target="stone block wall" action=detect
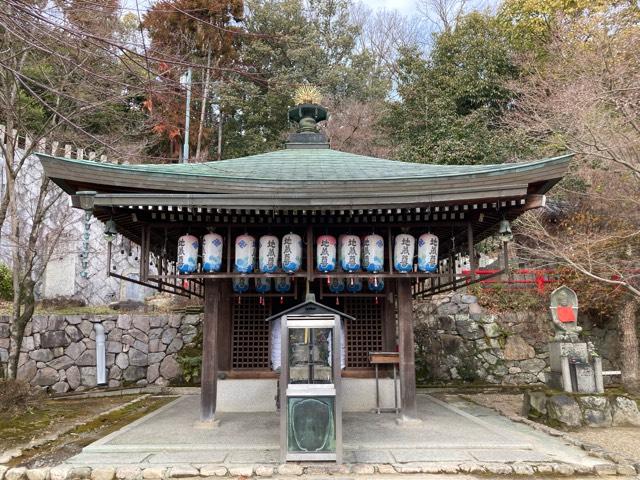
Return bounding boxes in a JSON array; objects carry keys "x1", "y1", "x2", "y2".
[
  {"x1": 0, "y1": 313, "x2": 201, "y2": 392},
  {"x1": 414, "y1": 293, "x2": 620, "y2": 386}
]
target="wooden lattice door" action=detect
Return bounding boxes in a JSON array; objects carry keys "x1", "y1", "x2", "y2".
[
  {"x1": 342, "y1": 298, "x2": 384, "y2": 368},
  {"x1": 231, "y1": 298, "x2": 272, "y2": 369}
]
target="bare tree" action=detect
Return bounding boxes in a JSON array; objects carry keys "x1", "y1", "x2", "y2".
[
  {"x1": 509, "y1": 8, "x2": 640, "y2": 391},
  {"x1": 417, "y1": 0, "x2": 467, "y2": 33}
]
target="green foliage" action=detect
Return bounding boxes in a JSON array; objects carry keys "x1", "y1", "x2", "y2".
[
  {"x1": 219, "y1": 0, "x2": 389, "y2": 158},
  {"x1": 0, "y1": 264, "x2": 12, "y2": 302},
  {"x1": 177, "y1": 325, "x2": 203, "y2": 384},
  {"x1": 384, "y1": 13, "x2": 529, "y2": 165}
]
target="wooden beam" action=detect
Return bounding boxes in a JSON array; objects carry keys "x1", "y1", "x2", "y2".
[
  {"x1": 201, "y1": 278, "x2": 221, "y2": 422},
  {"x1": 397, "y1": 278, "x2": 418, "y2": 420}
]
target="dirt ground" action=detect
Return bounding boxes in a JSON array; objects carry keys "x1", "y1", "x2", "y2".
[
  {"x1": 459, "y1": 392, "x2": 640, "y2": 462},
  {"x1": 1, "y1": 394, "x2": 175, "y2": 468}
]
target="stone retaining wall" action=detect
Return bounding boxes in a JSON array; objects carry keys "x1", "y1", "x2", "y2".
[
  {"x1": 0, "y1": 313, "x2": 200, "y2": 392},
  {"x1": 524, "y1": 391, "x2": 640, "y2": 428},
  {"x1": 414, "y1": 293, "x2": 620, "y2": 386}
]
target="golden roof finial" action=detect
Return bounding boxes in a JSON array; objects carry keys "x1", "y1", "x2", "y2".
[{"x1": 294, "y1": 85, "x2": 322, "y2": 106}]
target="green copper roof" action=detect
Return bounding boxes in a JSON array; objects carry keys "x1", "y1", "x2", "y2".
[{"x1": 39, "y1": 148, "x2": 573, "y2": 182}]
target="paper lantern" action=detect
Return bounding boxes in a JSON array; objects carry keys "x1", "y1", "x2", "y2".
[
  {"x1": 202, "y1": 233, "x2": 223, "y2": 273},
  {"x1": 339, "y1": 234, "x2": 361, "y2": 272},
  {"x1": 275, "y1": 276, "x2": 291, "y2": 293},
  {"x1": 234, "y1": 234, "x2": 256, "y2": 273},
  {"x1": 393, "y1": 234, "x2": 415, "y2": 272},
  {"x1": 328, "y1": 276, "x2": 345, "y2": 293},
  {"x1": 346, "y1": 277, "x2": 363, "y2": 293},
  {"x1": 362, "y1": 234, "x2": 384, "y2": 273},
  {"x1": 177, "y1": 234, "x2": 198, "y2": 274},
  {"x1": 316, "y1": 235, "x2": 337, "y2": 272},
  {"x1": 281, "y1": 233, "x2": 303, "y2": 273},
  {"x1": 232, "y1": 275, "x2": 250, "y2": 294},
  {"x1": 368, "y1": 277, "x2": 384, "y2": 293},
  {"x1": 259, "y1": 235, "x2": 279, "y2": 273},
  {"x1": 255, "y1": 277, "x2": 271, "y2": 294},
  {"x1": 418, "y1": 233, "x2": 439, "y2": 273}
]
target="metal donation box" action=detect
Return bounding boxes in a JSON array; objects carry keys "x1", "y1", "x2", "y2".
[{"x1": 279, "y1": 312, "x2": 342, "y2": 463}]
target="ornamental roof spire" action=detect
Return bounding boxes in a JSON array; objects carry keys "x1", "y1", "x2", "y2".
[{"x1": 287, "y1": 85, "x2": 329, "y2": 149}]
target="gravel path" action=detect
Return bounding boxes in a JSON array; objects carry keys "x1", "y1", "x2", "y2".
[{"x1": 572, "y1": 427, "x2": 640, "y2": 461}]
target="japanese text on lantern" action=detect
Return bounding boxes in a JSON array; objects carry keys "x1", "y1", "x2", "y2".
[
  {"x1": 283, "y1": 236, "x2": 292, "y2": 264},
  {"x1": 400, "y1": 237, "x2": 411, "y2": 268},
  {"x1": 347, "y1": 238, "x2": 358, "y2": 268}
]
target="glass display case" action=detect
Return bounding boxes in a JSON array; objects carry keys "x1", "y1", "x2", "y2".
[{"x1": 280, "y1": 314, "x2": 342, "y2": 463}]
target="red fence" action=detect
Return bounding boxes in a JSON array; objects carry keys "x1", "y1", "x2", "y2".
[{"x1": 460, "y1": 269, "x2": 559, "y2": 293}]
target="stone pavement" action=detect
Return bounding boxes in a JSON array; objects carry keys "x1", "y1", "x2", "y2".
[{"x1": 46, "y1": 394, "x2": 633, "y2": 477}]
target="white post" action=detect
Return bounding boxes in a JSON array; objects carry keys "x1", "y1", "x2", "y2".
[
  {"x1": 594, "y1": 357, "x2": 604, "y2": 393},
  {"x1": 95, "y1": 323, "x2": 107, "y2": 386},
  {"x1": 182, "y1": 67, "x2": 192, "y2": 163},
  {"x1": 561, "y1": 356, "x2": 572, "y2": 393}
]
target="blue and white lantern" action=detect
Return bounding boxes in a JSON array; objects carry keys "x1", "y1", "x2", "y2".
[
  {"x1": 202, "y1": 232, "x2": 223, "y2": 273},
  {"x1": 368, "y1": 277, "x2": 385, "y2": 293},
  {"x1": 275, "y1": 276, "x2": 291, "y2": 293},
  {"x1": 255, "y1": 277, "x2": 271, "y2": 294},
  {"x1": 418, "y1": 233, "x2": 439, "y2": 273},
  {"x1": 259, "y1": 235, "x2": 279, "y2": 273},
  {"x1": 177, "y1": 234, "x2": 198, "y2": 274},
  {"x1": 234, "y1": 234, "x2": 256, "y2": 273},
  {"x1": 394, "y1": 233, "x2": 415, "y2": 272},
  {"x1": 328, "y1": 276, "x2": 345, "y2": 293},
  {"x1": 346, "y1": 277, "x2": 363, "y2": 293},
  {"x1": 281, "y1": 233, "x2": 303, "y2": 273},
  {"x1": 316, "y1": 235, "x2": 337, "y2": 272},
  {"x1": 232, "y1": 275, "x2": 250, "y2": 293},
  {"x1": 339, "y1": 234, "x2": 361, "y2": 272},
  {"x1": 362, "y1": 234, "x2": 384, "y2": 273}
]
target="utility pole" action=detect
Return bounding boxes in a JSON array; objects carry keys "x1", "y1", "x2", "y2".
[{"x1": 182, "y1": 67, "x2": 192, "y2": 163}]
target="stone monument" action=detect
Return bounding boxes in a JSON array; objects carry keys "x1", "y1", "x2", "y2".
[{"x1": 547, "y1": 286, "x2": 604, "y2": 393}]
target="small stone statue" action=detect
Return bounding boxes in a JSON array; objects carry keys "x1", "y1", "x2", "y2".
[{"x1": 550, "y1": 285, "x2": 582, "y2": 342}]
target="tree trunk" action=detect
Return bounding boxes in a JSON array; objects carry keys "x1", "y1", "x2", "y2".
[{"x1": 618, "y1": 295, "x2": 640, "y2": 393}]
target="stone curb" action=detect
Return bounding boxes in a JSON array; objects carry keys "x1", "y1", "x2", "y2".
[
  {"x1": 0, "y1": 395, "x2": 151, "y2": 465},
  {"x1": 2, "y1": 460, "x2": 637, "y2": 480},
  {"x1": 459, "y1": 394, "x2": 640, "y2": 474}
]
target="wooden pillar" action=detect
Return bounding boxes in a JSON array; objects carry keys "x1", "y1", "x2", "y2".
[
  {"x1": 467, "y1": 223, "x2": 477, "y2": 281},
  {"x1": 383, "y1": 291, "x2": 396, "y2": 352},
  {"x1": 217, "y1": 281, "x2": 232, "y2": 372},
  {"x1": 397, "y1": 278, "x2": 418, "y2": 420},
  {"x1": 201, "y1": 278, "x2": 220, "y2": 422}
]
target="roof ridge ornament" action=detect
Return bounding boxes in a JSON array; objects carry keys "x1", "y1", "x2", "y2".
[{"x1": 286, "y1": 86, "x2": 330, "y2": 149}]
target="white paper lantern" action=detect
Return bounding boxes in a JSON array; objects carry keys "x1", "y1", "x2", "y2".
[
  {"x1": 316, "y1": 235, "x2": 337, "y2": 272},
  {"x1": 234, "y1": 234, "x2": 256, "y2": 273},
  {"x1": 202, "y1": 233, "x2": 223, "y2": 273},
  {"x1": 281, "y1": 233, "x2": 303, "y2": 273},
  {"x1": 339, "y1": 234, "x2": 361, "y2": 272},
  {"x1": 418, "y1": 233, "x2": 439, "y2": 273},
  {"x1": 362, "y1": 234, "x2": 384, "y2": 273},
  {"x1": 394, "y1": 233, "x2": 415, "y2": 273},
  {"x1": 328, "y1": 276, "x2": 345, "y2": 293},
  {"x1": 177, "y1": 234, "x2": 198, "y2": 274},
  {"x1": 255, "y1": 277, "x2": 271, "y2": 294},
  {"x1": 259, "y1": 235, "x2": 279, "y2": 273},
  {"x1": 275, "y1": 276, "x2": 291, "y2": 293},
  {"x1": 232, "y1": 275, "x2": 250, "y2": 293},
  {"x1": 368, "y1": 277, "x2": 384, "y2": 293},
  {"x1": 346, "y1": 277, "x2": 363, "y2": 293}
]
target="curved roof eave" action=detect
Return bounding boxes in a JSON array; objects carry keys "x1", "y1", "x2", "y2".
[{"x1": 36, "y1": 149, "x2": 573, "y2": 200}]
